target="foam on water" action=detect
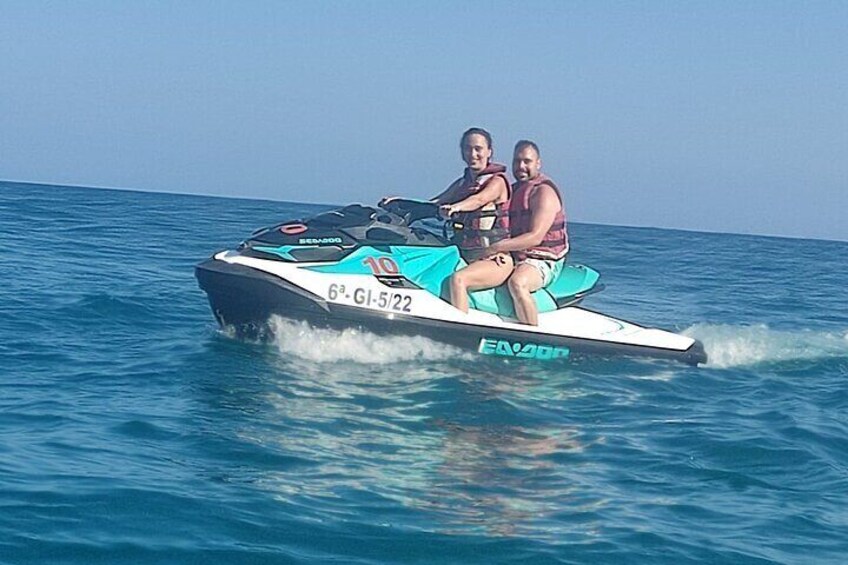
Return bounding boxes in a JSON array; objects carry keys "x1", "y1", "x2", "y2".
[
  {"x1": 250, "y1": 319, "x2": 848, "y2": 370},
  {"x1": 267, "y1": 316, "x2": 469, "y2": 364},
  {"x1": 685, "y1": 323, "x2": 848, "y2": 368}
]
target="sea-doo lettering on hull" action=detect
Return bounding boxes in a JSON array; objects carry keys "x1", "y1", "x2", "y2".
[{"x1": 478, "y1": 338, "x2": 570, "y2": 360}]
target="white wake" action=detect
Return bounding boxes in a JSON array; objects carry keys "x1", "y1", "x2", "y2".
[
  {"x1": 684, "y1": 323, "x2": 848, "y2": 369},
  {"x1": 267, "y1": 316, "x2": 469, "y2": 364}
]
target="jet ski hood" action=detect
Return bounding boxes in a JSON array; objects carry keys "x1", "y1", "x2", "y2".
[{"x1": 239, "y1": 202, "x2": 447, "y2": 264}]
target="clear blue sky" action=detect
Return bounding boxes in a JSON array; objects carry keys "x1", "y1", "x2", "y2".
[{"x1": 2, "y1": 1, "x2": 846, "y2": 241}]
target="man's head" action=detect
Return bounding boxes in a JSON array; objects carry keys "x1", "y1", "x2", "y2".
[
  {"x1": 512, "y1": 140, "x2": 542, "y2": 181},
  {"x1": 460, "y1": 127, "x2": 493, "y2": 173}
]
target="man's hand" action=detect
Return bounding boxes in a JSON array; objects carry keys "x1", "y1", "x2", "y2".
[
  {"x1": 483, "y1": 241, "x2": 505, "y2": 257},
  {"x1": 480, "y1": 246, "x2": 511, "y2": 266}
]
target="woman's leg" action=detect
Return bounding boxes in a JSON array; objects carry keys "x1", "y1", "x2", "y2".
[{"x1": 449, "y1": 253, "x2": 513, "y2": 313}]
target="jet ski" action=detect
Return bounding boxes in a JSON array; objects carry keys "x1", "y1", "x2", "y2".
[{"x1": 195, "y1": 199, "x2": 707, "y2": 365}]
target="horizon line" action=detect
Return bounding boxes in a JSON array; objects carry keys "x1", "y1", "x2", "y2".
[{"x1": 2, "y1": 177, "x2": 845, "y2": 245}]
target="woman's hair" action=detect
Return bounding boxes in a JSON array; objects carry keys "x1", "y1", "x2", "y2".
[{"x1": 460, "y1": 127, "x2": 493, "y2": 150}]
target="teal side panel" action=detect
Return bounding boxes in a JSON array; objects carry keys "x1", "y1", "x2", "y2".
[
  {"x1": 306, "y1": 246, "x2": 462, "y2": 296},
  {"x1": 406, "y1": 247, "x2": 463, "y2": 298},
  {"x1": 545, "y1": 265, "x2": 600, "y2": 301},
  {"x1": 468, "y1": 286, "x2": 515, "y2": 317},
  {"x1": 305, "y1": 247, "x2": 387, "y2": 275},
  {"x1": 467, "y1": 264, "x2": 599, "y2": 317},
  {"x1": 253, "y1": 245, "x2": 298, "y2": 261},
  {"x1": 467, "y1": 285, "x2": 557, "y2": 317}
]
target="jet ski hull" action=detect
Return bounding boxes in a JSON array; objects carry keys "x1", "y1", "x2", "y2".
[{"x1": 196, "y1": 257, "x2": 707, "y2": 366}]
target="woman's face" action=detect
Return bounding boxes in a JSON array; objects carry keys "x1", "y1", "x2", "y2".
[{"x1": 461, "y1": 133, "x2": 492, "y2": 172}]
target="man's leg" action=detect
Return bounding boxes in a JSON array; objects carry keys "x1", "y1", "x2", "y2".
[
  {"x1": 507, "y1": 262, "x2": 545, "y2": 325},
  {"x1": 449, "y1": 254, "x2": 514, "y2": 313}
]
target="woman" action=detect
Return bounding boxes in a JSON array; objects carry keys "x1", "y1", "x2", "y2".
[{"x1": 431, "y1": 127, "x2": 514, "y2": 314}]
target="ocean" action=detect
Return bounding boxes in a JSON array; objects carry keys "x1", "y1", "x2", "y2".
[{"x1": 2, "y1": 181, "x2": 847, "y2": 564}]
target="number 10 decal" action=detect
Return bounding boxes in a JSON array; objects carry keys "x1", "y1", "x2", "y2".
[{"x1": 363, "y1": 256, "x2": 399, "y2": 275}]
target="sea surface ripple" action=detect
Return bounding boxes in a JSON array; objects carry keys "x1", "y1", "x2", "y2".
[{"x1": 2, "y1": 181, "x2": 847, "y2": 564}]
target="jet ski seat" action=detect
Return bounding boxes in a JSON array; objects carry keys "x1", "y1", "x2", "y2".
[
  {"x1": 400, "y1": 246, "x2": 601, "y2": 318},
  {"x1": 464, "y1": 261, "x2": 601, "y2": 318}
]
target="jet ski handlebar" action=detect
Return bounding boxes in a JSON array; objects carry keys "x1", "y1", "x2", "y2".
[{"x1": 378, "y1": 198, "x2": 441, "y2": 225}]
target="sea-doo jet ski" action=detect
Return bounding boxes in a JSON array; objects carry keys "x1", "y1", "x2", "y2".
[{"x1": 195, "y1": 199, "x2": 707, "y2": 365}]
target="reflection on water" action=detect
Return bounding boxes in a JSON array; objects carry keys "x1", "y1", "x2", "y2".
[
  {"x1": 424, "y1": 420, "x2": 603, "y2": 538},
  {"x1": 218, "y1": 338, "x2": 612, "y2": 540}
]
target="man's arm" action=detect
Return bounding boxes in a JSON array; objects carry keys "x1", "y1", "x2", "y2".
[{"x1": 486, "y1": 184, "x2": 561, "y2": 254}]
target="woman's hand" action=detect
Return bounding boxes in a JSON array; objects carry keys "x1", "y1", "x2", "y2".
[{"x1": 439, "y1": 203, "x2": 459, "y2": 219}]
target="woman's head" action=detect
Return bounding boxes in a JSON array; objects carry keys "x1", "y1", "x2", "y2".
[{"x1": 460, "y1": 127, "x2": 493, "y2": 172}]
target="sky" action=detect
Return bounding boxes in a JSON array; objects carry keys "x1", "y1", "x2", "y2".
[{"x1": 1, "y1": 1, "x2": 846, "y2": 241}]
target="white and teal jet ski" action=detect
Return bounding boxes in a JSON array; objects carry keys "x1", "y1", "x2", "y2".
[{"x1": 195, "y1": 199, "x2": 707, "y2": 365}]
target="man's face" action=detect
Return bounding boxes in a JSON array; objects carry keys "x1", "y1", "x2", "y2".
[
  {"x1": 512, "y1": 146, "x2": 541, "y2": 181},
  {"x1": 461, "y1": 134, "x2": 492, "y2": 172}
]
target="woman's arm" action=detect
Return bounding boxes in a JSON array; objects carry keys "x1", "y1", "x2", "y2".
[
  {"x1": 431, "y1": 179, "x2": 463, "y2": 205},
  {"x1": 440, "y1": 175, "x2": 507, "y2": 216}
]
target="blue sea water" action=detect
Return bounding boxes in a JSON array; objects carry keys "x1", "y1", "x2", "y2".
[{"x1": 2, "y1": 180, "x2": 847, "y2": 564}]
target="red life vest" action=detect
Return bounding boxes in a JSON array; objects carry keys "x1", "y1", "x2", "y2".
[
  {"x1": 449, "y1": 163, "x2": 511, "y2": 254},
  {"x1": 509, "y1": 173, "x2": 569, "y2": 261}
]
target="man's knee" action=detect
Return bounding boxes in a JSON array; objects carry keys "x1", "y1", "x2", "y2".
[{"x1": 508, "y1": 271, "x2": 532, "y2": 294}]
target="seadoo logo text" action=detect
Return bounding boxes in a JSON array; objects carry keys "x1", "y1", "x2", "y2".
[
  {"x1": 299, "y1": 237, "x2": 343, "y2": 245},
  {"x1": 478, "y1": 338, "x2": 570, "y2": 360}
]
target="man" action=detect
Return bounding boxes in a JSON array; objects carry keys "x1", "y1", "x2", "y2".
[{"x1": 481, "y1": 140, "x2": 569, "y2": 325}]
